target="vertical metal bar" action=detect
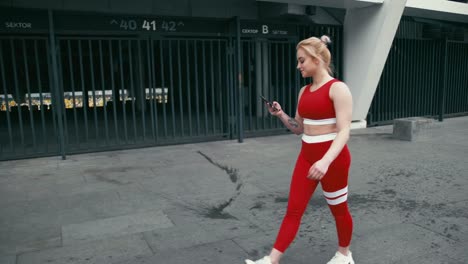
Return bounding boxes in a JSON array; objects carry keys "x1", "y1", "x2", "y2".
[
  {"x1": 247, "y1": 41, "x2": 252, "y2": 131},
  {"x1": 394, "y1": 39, "x2": 400, "y2": 119},
  {"x1": 88, "y1": 40, "x2": 99, "y2": 147},
  {"x1": 406, "y1": 39, "x2": 413, "y2": 118},
  {"x1": 48, "y1": 10, "x2": 66, "y2": 159},
  {"x1": 159, "y1": 39, "x2": 168, "y2": 138},
  {"x1": 168, "y1": 40, "x2": 176, "y2": 138},
  {"x1": 236, "y1": 17, "x2": 244, "y2": 142},
  {"x1": 415, "y1": 41, "x2": 427, "y2": 116},
  {"x1": 226, "y1": 39, "x2": 233, "y2": 139},
  {"x1": 446, "y1": 42, "x2": 453, "y2": 115},
  {"x1": 209, "y1": 41, "x2": 216, "y2": 134},
  {"x1": 416, "y1": 40, "x2": 422, "y2": 117},
  {"x1": 268, "y1": 42, "x2": 274, "y2": 129},
  {"x1": 449, "y1": 42, "x2": 456, "y2": 115},
  {"x1": 413, "y1": 39, "x2": 419, "y2": 117},
  {"x1": 10, "y1": 39, "x2": 26, "y2": 151},
  {"x1": 274, "y1": 43, "x2": 279, "y2": 129},
  {"x1": 415, "y1": 39, "x2": 421, "y2": 117},
  {"x1": 21, "y1": 40, "x2": 37, "y2": 150},
  {"x1": 202, "y1": 40, "x2": 208, "y2": 135},
  {"x1": 424, "y1": 41, "x2": 431, "y2": 116},
  {"x1": 137, "y1": 39, "x2": 146, "y2": 141},
  {"x1": 456, "y1": 43, "x2": 463, "y2": 114},
  {"x1": 461, "y1": 43, "x2": 467, "y2": 113},
  {"x1": 67, "y1": 40, "x2": 80, "y2": 147},
  {"x1": 145, "y1": 39, "x2": 156, "y2": 141},
  {"x1": 431, "y1": 41, "x2": 439, "y2": 116},
  {"x1": 252, "y1": 41, "x2": 258, "y2": 131},
  {"x1": 288, "y1": 42, "x2": 293, "y2": 119},
  {"x1": 257, "y1": 40, "x2": 271, "y2": 130},
  {"x1": 281, "y1": 43, "x2": 286, "y2": 128},
  {"x1": 194, "y1": 40, "x2": 201, "y2": 135},
  {"x1": 185, "y1": 40, "x2": 193, "y2": 137},
  {"x1": 127, "y1": 40, "x2": 138, "y2": 143},
  {"x1": 109, "y1": 40, "x2": 120, "y2": 143},
  {"x1": 78, "y1": 40, "x2": 89, "y2": 143},
  {"x1": 404, "y1": 39, "x2": 410, "y2": 118},
  {"x1": 430, "y1": 40, "x2": 440, "y2": 117},
  {"x1": 217, "y1": 40, "x2": 224, "y2": 134},
  {"x1": 98, "y1": 40, "x2": 110, "y2": 145},
  {"x1": 201, "y1": 40, "x2": 208, "y2": 135},
  {"x1": 34, "y1": 40, "x2": 48, "y2": 152},
  {"x1": 45, "y1": 38, "x2": 58, "y2": 143},
  {"x1": 118, "y1": 40, "x2": 128, "y2": 143},
  {"x1": 177, "y1": 40, "x2": 184, "y2": 137},
  {"x1": 56, "y1": 40, "x2": 70, "y2": 146},
  {"x1": 152, "y1": 39, "x2": 160, "y2": 141},
  {"x1": 0, "y1": 41, "x2": 14, "y2": 151}
]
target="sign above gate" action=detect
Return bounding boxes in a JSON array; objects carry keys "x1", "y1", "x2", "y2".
[
  {"x1": 53, "y1": 12, "x2": 229, "y2": 35},
  {"x1": 0, "y1": 8, "x2": 48, "y2": 33},
  {"x1": 240, "y1": 21, "x2": 296, "y2": 38}
]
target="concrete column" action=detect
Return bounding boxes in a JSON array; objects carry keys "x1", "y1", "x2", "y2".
[{"x1": 343, "y1": 0, "x2": 407, "y2": 126}]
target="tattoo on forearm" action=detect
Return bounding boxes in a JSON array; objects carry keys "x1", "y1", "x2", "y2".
[{"x1": 288, "y1": 118, "x2": 299, "y2": 128}]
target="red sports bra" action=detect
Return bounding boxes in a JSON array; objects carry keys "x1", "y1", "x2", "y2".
[{"x1": 298, "y1": 78, "x2": 339, "y2": 122}]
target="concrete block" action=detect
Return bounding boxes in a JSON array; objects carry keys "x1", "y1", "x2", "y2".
[{"x1": 393, "y1": 117, "x2": 441, "y2": 141}]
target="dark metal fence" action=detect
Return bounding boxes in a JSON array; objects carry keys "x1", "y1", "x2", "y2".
[
  {"x1": 445, "y1": 41, "x2": 468, "y2": 116},
  {"x1": 0, "y1": 8, "x2": 345, "y2": 161},
  {"x1": 54, "y1": 37, "x2": 232, "y2": 153},
  {"x1": 240, "y1": 25, "x2": 343, "y2": 137},
  {"x1": 368, "y1": 18, "x2": 468, "y2": 125},
  {"x1": 241, "y1": 39, "x2": 298, "y2": 136},
  {"x1": 0, "y1": 37, "x2": 60, "y2": 158}
]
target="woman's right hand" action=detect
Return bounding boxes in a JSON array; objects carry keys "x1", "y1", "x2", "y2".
[{"x1": 267, "y1": 101, "x2": 283, "y2": 117}]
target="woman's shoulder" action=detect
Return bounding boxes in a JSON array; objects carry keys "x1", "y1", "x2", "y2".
[
  {"x1": 330, "y1": 79, "x2": 348, "y2": 89},
  {"x1": 330, "y1": 79, "x2": 351, "y2": 97}
]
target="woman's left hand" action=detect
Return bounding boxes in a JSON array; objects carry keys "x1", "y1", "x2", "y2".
[{"x1": 307, "y1": 159, "x2": 331, "y2": 180}]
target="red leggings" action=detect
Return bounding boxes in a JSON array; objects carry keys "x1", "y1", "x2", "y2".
[{"x1": 273, "y1": 139, "x2": 353, "y2": 253}]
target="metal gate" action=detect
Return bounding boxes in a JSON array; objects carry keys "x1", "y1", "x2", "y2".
[
  {"x1": 0, "y1": 37, "x2": 61, "y2": 159},
  {"x1": 445, "y1": 41, "x2": 468, "y2": 116},
  {"x1": 240, "y1": 25, "x2": 343, "y2": 137},
  {"x1": 54, "y1": 37, "x2": 232, "y2": 154},
  {"x1": 241, "y1": 39, "x2": 299, "y2": 136},
  {"x1": 0, "y1": 8, "x2": 345, "y2": 161},
  {"x1": 368, "y1": 18, "x2": 468, "y2": 125}
]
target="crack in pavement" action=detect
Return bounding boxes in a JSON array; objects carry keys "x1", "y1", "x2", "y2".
[
  {"x1": 197, "y1": 150, "x2": 244, "y2": 219},
  {"x1": 197, "y1": 151, "x2": 239, "y2": 183}
]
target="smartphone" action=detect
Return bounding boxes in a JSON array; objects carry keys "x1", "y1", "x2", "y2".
[{"x1": 260, "y1": 95, "x2": 277, "y2": 111}]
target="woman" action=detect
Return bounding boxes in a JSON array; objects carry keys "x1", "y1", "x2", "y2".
[{"x1": 245, "y1": 35, "x2": 355, "y2": 264}]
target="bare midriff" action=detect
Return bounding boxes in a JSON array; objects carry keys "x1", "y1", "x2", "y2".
[{"x1": 303, "y1": 123, "x2": 338, "y2": 136}]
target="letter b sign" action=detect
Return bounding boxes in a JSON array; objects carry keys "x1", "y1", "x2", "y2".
[{"x1": 262, "y1": 25, "x2": 269, "y2": 34}]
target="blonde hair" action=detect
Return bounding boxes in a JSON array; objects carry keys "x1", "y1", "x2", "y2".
[{"x1": 296, "y1": 35, "x2": 333, "y2": 76}]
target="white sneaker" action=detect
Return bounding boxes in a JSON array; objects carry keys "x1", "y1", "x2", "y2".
[
  {"x1": 327, "y1": 251, "x2": 355, "y2": 264},
  {"x1": 245, "y1": 256, "x2": 272, "y2": 264}
]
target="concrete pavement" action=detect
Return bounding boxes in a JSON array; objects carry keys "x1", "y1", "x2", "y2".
[{"x1": 1, "y1": 116, "x2": 467, "y2": 264}]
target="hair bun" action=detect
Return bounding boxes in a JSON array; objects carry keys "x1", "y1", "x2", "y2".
[{"x1": 320, "y1": 35, "x2": 332, "y2": 46}]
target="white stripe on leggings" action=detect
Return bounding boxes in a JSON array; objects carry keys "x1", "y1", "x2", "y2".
[
  {"x1": 323, "y1": 186, "x2": 348, "y2": 198},
  {"x1": 325, "y1": 194, "x2": 348, "y2": 205}
]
